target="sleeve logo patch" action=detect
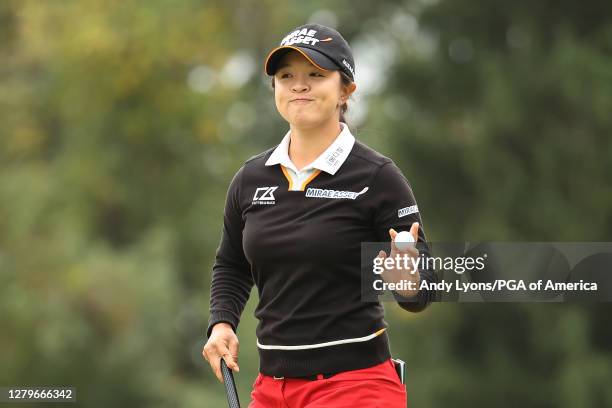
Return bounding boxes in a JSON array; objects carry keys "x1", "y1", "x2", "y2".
[{"x1": 398, "y1": 205, "x2": 419, "y2": 218}]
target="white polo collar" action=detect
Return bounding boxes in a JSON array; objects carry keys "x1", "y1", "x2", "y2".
[{"x1": 264, "y1": 122, "x2": 355, "y2": 175}]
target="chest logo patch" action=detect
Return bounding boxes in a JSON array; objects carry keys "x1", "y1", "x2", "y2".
[
  {"x1": 305, "y1": 186, "x2": 369, "y2": 200},
  {"x1": 253, "y1": 186, "x2": 278, "y2": 205}
]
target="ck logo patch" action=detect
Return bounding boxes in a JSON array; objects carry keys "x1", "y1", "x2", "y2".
[{"x1": 253, "y1": 186, "x2": 278, "y2": 205}]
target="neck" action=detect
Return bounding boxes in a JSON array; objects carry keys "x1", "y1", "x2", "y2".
[{"x1": 288, "y1": 118, "x2": 343, "y2": 171}]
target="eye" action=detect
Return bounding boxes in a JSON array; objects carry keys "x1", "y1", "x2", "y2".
[
  {"x1": 311, "y1": 72, "x2": 324, "y2": 77},
  {"x1": 279, "y1": 73, "x2": 291, "y2": 78}
]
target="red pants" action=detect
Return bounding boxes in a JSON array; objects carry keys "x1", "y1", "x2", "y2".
[{"x1": 248, "y1": 358, "x2": 407, "y2": 408}]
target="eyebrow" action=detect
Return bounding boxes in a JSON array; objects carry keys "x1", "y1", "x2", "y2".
[{"x1": 276, "y1": 63, "x2": 326, "y2": 73}]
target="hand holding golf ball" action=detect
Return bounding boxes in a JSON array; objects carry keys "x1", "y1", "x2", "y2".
[
  {"x1": 391, "y1": 222, "x2": 419, "y2": 252},
  {"x1": 376, "y1": 222, "x2": 420, "y2": 264},
  {"x1": 376, "y1": 222, "x2": 421, "y2": 298}
]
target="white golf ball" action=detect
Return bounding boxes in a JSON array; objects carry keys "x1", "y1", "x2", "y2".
[{"x1": 394, "y1": 231, "x2": 415, "y2": 251}]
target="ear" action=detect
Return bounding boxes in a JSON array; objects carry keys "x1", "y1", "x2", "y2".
[{"x1": 341, "y1": 82, "x2": 357, "y2": 102}]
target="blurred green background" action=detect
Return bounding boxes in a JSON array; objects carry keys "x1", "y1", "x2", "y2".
[{"x1": 2, "y1": 0, "x2": 612, "y2": 407}]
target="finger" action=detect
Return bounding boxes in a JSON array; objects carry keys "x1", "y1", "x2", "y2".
[
  {"x1": 388, "y1": 229, "x2": 401, "y2": 253},
  {"x1": 228, "y1": 337, "x2": 240, "y2": 372},
  {"x1": 214, "y1": 342, "x2": 233, "y2": 382},
  {"x1": 211, "y1": 356, "x2": 224, "y2": 383},
  {"x1": 410, "y1": 222, "x2": 420, "y2": 242},
  {"x1": 222, "y1": 353, "x2": 240, "y2": 372},
  {"x1": 203, "y1": 342, "x2": 217, "y2": 363},
  {"x1": 375, "y1": 251, "x2": 387, "y2": 273},
  {"x1": 388, "y1": 228, "x2": 398, "y2": 240},
  {"x1": 202, "y1": 347, "x2": 209, "y2": 363}
]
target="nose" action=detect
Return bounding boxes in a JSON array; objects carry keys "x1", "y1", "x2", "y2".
[{"x1": 291, "y1": 75, "x2": 310, "y2": 93}]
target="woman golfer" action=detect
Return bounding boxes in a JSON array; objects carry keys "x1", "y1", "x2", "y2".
[{"x1": 203, "y1": 23, "x2": 435, "y2": 407}]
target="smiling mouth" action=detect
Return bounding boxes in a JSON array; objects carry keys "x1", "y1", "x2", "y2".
[{"x1": 291, "y1": 99, "x2": 313, "y2": 103}]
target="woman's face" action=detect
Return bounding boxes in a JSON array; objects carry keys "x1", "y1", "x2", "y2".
[{"x1": 273, "y1": 50, "x2": 354, "y2": 128}]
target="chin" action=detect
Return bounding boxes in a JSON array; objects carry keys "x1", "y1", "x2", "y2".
[{"x1": 288, "y1": 114, "x2": 322, "y2": 128}]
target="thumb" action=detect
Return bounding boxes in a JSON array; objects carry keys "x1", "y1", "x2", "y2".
[
  {"x1": 221, "y1": 353, "x2": 239, "y2": 374},
  {"x1": 219, "y1": 345, "x2": 239, "y2": 373}
]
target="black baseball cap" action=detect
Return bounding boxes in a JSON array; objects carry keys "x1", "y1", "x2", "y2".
[{"x1": 264, "y1": 23, "x2": 355, "y2": 81}]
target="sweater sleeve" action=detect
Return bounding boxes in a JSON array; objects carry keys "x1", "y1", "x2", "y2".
[
  {"x1": 207, "y1": 166, "x2": 254, "y2": 338},
  {"x1": 370, "y1": 161, "x2": 437, "y2": 312}
]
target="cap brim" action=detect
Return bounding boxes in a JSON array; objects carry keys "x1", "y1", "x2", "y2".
[{"x1": 264, "y1": 45, "x2": 339, "y2": 76}]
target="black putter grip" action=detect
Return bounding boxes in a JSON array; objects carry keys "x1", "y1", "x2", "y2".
[{"x1": 220, "y1": 358, "x2": 241, "y2": 408}]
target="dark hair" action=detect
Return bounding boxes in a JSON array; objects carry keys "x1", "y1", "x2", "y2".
[{"x1": 270, "y1": 70, "x2": 353, "y2": 125}]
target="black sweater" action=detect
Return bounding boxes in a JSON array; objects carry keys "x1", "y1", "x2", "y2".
[{"x1": 207, "y1": 140, "x2": 436, "y2": 377}]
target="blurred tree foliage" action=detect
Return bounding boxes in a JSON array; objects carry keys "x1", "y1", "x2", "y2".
[{"x1": 1, "y1": 0, "x2": 611, "y2": 407}]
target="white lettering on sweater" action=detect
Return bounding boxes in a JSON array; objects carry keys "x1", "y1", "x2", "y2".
[{"x1": 305, "y1": 187, "x2": 368, "y2": 200}]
